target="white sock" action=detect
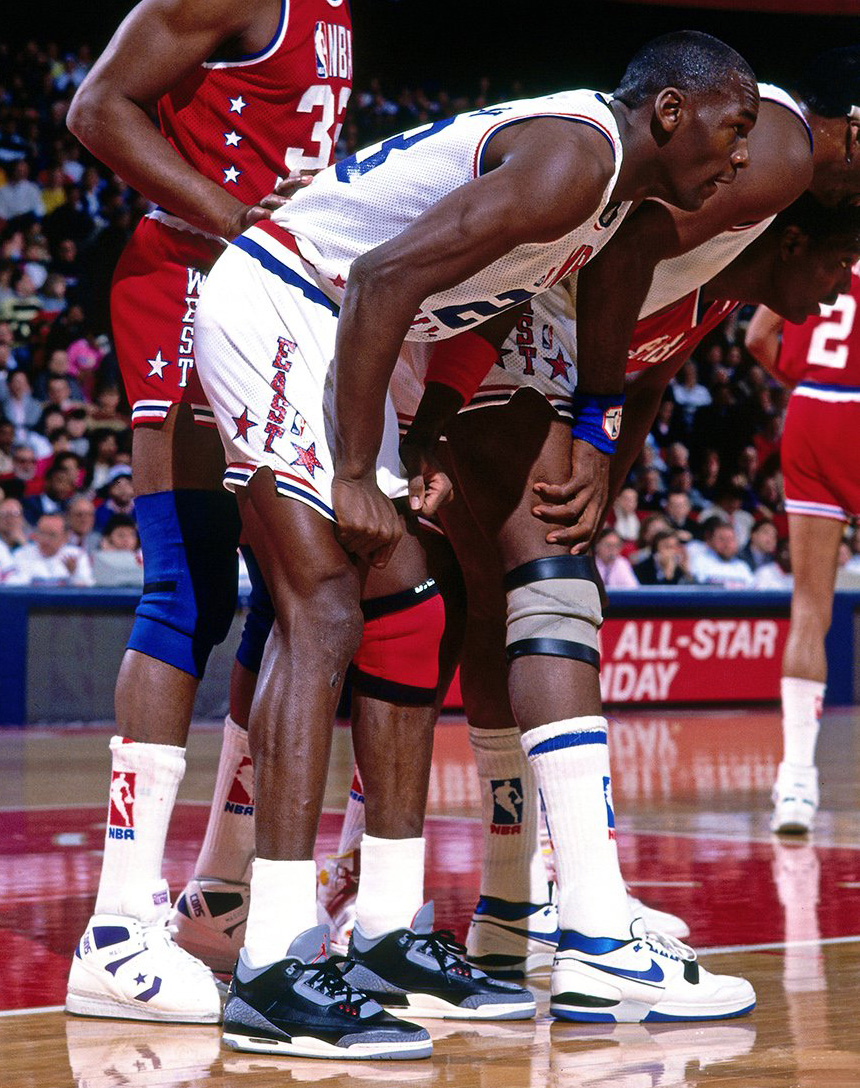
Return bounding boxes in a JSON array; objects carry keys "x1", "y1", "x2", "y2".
[
  {"x1": 523, "y1": 717, "x2": 630, "y2": 938},
  {"x1": 192, "y1": 715, "x2": 256, "y2": 883},
  {"x1": 469, "y1": 726, "x2": 549, "y2": 903},
  {"x1": 781, "y1": 677, "x2": 825, "y2": 768},
  {"x1": 94, "y1": 735, "x2": 185, "y2": 923},
  {"x1": 244, "y1": 857, "x2": 318, "y2": 968},
  {"x1": 336, "y1": 768, "x2": 366, "y2": 856},
  {"x1": 354, "y1": 834, "x2": 425, "y2": 937}
]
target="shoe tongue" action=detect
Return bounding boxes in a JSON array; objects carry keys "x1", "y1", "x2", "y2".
[
  {"x1": 411, "y1": 901, "x2": 435, "y2": 934},
  {"x1": 287, "y1": 924, "x2": 330, "y2": 963}
]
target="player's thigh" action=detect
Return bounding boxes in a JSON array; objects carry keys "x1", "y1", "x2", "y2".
[
  {"x1": 132, "y1": 406, "x2": 227, "y2": 494},
  {"x1": 445, "y1": 389, "x2": 573, "y2": 569}
]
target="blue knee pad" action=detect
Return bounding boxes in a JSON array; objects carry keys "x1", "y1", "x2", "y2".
[
  {"x1": 235, "y1": 544, "x2": 275, "y2": 674},
  {"x1": 127, "y1": 490, "x2": 241, "y2": 678}
]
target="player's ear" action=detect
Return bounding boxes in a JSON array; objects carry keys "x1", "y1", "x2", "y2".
[
  {"x1": 780, "y1": 224, "x2": 807, "y2": 259},
  {"x1": 653, "y1": 88, "x2": 685, "y2": 136}
]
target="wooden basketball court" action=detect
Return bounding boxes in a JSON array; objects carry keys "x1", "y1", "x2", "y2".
[{"x1": 2, "y1": 707, "x2": 859, "y2": 1086}]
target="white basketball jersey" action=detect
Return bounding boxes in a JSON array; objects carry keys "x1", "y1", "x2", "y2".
[
  {"x1": 640, "y1": 83, "x2": 810, "y2": 317},
  {"x1": 273, "y1": 90, "x2": 630, "y2": 341}
]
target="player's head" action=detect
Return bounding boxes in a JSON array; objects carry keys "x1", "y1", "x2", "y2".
[
  {"x1": 762, "y1": 193, "x2": 860, "y2": 322},
  {"x1": 797, "y1": 46, "x2": 860, "y2": 206},
  {"x1": 614, "y1": 31, "x2": 759, "y2": 212}
]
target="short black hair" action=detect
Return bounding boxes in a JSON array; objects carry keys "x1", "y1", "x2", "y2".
[
  {"x1": 797, "y1": 46, "x2": 860, "y2": 119},
  {"x1": 614, "y1": 30, "x2": 756, "y2": 109},
  {"x1": 773, "y1": 190, "x2": 860, "y2": 245},
  {"x1": 102, "y1": 513, "x2": 138, "y2": 537}
]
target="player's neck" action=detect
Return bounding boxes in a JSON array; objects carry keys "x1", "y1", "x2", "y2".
[{"x1": 703, "y1": 238, "x2": 773, "y2": 305}]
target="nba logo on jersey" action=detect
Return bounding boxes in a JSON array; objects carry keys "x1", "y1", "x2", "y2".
[
  {"x1": 314, "y1": 22, "x2": 329, "y2": 77},
  {"x1": 602, "y1": 405, "x2": 623, "y2": 442},
  {"x1": 490, "y1": 777, "x2": 524, "y2": 835},
  {"x1": 108, "y1": 771, "x2": 135, "y2": 840},
  {"x1": 603, "y1": 775, "x2": 617, "y2": 841},
  {"x1": 225, "y1": 756, "x2": 255, "y2": 815}
]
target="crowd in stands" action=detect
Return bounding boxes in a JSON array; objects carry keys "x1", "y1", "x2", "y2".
[{"x1": 1, "y1": 41, "x2": 859, "y2": 590}]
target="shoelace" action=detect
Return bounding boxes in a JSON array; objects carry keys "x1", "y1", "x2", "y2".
[
  {"x1": 304, "y1": 954, "x2": 372, "y2": 1008},
  {"x1": 644, "y1": 929, "x2": 697, "y2": 963},
  {"x1": 153, "y1": 921, "x2": 218, "y2": 980},
  {"x1": 411, "y1": 929, "x2": 471, "y2": 974}
]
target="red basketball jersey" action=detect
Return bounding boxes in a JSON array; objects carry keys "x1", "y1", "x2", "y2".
[
  {"x1": 157, "y1": 0, "x2": 352, "y2": 210},
  {"x1": 777, "y1": 268, "x2": 860, "y2": 389},
  {"x1": 627, "y1": 289, "x2": 737, "y2": 375}
]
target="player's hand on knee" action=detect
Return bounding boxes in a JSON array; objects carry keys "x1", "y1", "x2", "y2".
[
  {"x1": 400, "y1": 439, "x2": 453, "y2": 517},
  {"x1": 332, "y1": 475, "x2": 403, "y2": 568},
  {"x1": 531, "y1": 440, "x2": 610, "y2": 554}
]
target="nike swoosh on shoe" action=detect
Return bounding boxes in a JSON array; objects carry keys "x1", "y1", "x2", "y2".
[{"x1": 588, "y1": 959, "x2": 665, "y2": 983}]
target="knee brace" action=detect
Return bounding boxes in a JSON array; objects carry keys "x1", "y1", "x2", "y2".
[
  {"x1": 235, "y1": 544, "x2": 275, "y2": 674},
  {"x1": 350, "y1": 580, "x2": 445, "y2": 706},
  {"x1": 505, "y1": 555, "x2": 603, "y2": 669},
  {"x1": 127, "y1": 489, "x2": 241, "y2": 678}
]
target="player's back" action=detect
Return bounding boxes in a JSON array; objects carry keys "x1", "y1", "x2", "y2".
[
  {"x1": 778, "y1": 266, "x2": 860, "y2": 389},
  {"x1": 272, "y1": 89, "x2": 629, "y2": 340}
]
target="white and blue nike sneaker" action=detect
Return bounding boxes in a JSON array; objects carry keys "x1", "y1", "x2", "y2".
[
  {"x1": 466, "y1": 891, "x2": 689, "y2": 978},
  {"x1": 465, "y1": 895, "x2": 559, "y2": 978},
  {"x1": 550, "y1": 918, "x2": 755, "y2": 1023}
]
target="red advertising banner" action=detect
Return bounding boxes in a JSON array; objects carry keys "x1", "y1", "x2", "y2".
[
  {"x1": 599, "y1": 614, "x2": 790, "y2": 705},
  {"x1": 442, "y1": 612, "x2": 790, "y2": 709}
]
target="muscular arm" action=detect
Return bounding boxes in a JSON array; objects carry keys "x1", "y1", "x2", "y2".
[
  {"x1": 333, "y1": 118, "x2": 616, "y2": 481},
  {"x1": 67, "y1": 0, "x2": 276, "y2": 239}
]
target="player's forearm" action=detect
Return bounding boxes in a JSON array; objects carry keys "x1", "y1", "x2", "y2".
[
  {"x1": 333, "y1": 260, "x2": 422, "y2": 479},
  {"x1": 575, "y1": 231, "x2": 659, "y2": 398},
  {"x1": 67, "y1": 87, "x2": 250, "y2": 239},
  {"x1": 608, "y1": 379, "x2": 665, "y2": 500}
]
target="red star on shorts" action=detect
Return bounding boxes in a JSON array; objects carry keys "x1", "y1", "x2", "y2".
[
  {"x1": 290, "y1": 440, "x2": 324, "y2": 477},
  {"x1": 232, "y1": 406, "x2": 257, "y2": 441},
  {"x1": 330, "y1": 273, "x2": 347, "y2": 290},
  {"x1": 545, "y1": 348, "x2": 571, "y2": 381}
]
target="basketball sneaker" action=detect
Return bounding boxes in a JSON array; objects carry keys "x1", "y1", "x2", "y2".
[
  {"x1": 343, "y1": 902, "x2": 537, "y2": 1020},
  {"x1": 771, "y1": 762, "x2": 819, "y2": 834},
  {"x1": 550, "y1": 918, "x2": 755, "y2": 1023},
  {"x1": 66, "y1": 911, "x2": 222, "y2": 1023},
  {"x1": 465, "y1": 895, "x2": 560, "y2": 978},
  {"x1": 170, "y1": 877, "x2": 248, "y2": 973},
  {"x1": 466, "y1": 890, "x2": 689, "y2": 978},
  {"x1": 221, "y1": 924, "x2": 432, "y2": 1059},
  {"x1": 317, "y1": 849, "x2": 359, "y2": 954}
]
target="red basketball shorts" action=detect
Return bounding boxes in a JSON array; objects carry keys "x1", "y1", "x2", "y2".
[
  {"x1": 111, "y1": 216, "x2": 226, "y2": 428},
  {"x1": 782, "y1": 388, "x2": 860, "y2": 521}
]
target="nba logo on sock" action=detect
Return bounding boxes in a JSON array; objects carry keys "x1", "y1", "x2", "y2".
[
  {"x1": 603, "y1": 776, "x2": 616, "y2": 840},
  {"x1": 108, "y1": 771, "x2": 135, "y2": 839},
  {"x1": 225, "y1": 756, "x2": 255, "y2": 815},
  {"x1": 490, "y1": 778, "x2": 524, "y2": 835}
]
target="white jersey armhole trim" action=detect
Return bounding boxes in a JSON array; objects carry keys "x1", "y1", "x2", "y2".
[
  {"x1": 203, "y1": 0, "x2": 290, "y2": 69},
  {"x1": 473, "y1": 112, "x2": 617, "y2": 178}
]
